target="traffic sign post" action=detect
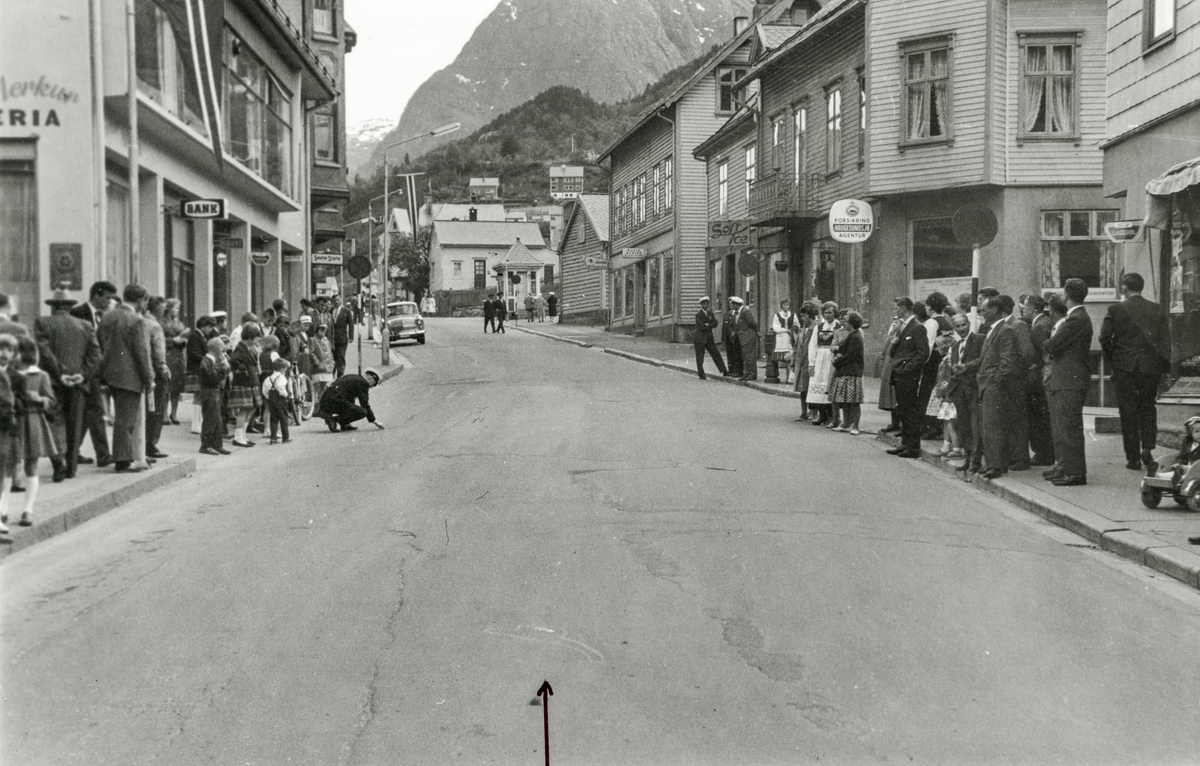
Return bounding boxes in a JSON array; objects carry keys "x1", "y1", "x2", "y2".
[{"x1": 952, "y1": 204, "x2": 999, "y2": 304}]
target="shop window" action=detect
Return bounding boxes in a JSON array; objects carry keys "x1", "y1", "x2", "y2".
[
  {"x1": 718, "y1": 161, "x2": 728, "y2": 215},
  {"x1": 900, "y1": 37, "x2": 952, "y2": 145},
  {"x1": 911, "y1": 217, "x2": 973, "y2": 298},
  {"x1": 662, "y1": 250, "x2": 674, "y2": 316},
  {"x1": 612, "y1": 271, "x2": 623, "y2": 320},
  {"x1": 717, "y1": 68, "x2": 747, "y2": 114},
  {"x1": 106, "y1": 179, "x2": 131, "y2": 289},
  {"x1": 1041, "y1": 210, "x2": 1119, "y2": 299},
  {"x1": 313, "y1": 0, "x2": 334, "y2": 36},
  {"x1": 224, "y1": 28, "x2": 293, "y2": 195},
  {"x1": 648, "y1": 255, "x2": 661, "y2": 317},
  {"x1": 1144, "y1": 0, "x2": 1175, "y2": 48},
  {"x1": 825, "y1": 86, "x2": 842, "y2": 173},
  {"x1": 624, "y1": 267, "x2": 635, "y2": 317},
  {"x1": 0, "y1": 150, "x2": 38, "y2": 313},
  {"x1": 1019, "y1": 34, "x2": 1080, "y2": 140}
]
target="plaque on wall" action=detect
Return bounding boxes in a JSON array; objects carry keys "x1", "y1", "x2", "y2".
[{"x1": 48, "y1": 243, "x2": 83, "y2": 290}]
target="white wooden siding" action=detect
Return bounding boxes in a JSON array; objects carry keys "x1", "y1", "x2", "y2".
[
  {"x1": 610, "y1": 114, "x2": 674, "y2": 252},
  {"x1": 1106, "y1": 0, "x2": 1200, "y2": 140},
  {"x1": 559, "y1": 212, "x2": 606, "y2": 317},
  {"x1": 868, "y1": 0, "x2": 990, "y2": 194}
]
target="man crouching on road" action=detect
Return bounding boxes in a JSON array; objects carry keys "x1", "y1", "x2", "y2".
[{"x1": 317, "y1": 367, "x2": 390, "y2": 432}]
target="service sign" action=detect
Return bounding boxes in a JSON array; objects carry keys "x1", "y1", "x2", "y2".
[
  {"x1": 583, "y1": 255, "x2": 607, "y2": 270},
  {"x1": 312, "y1": 252, "x2": 343, "y2": 265},
  {"x1": 180, "y1": 198, "x2": 227, "y2": 219},
  {"x1": 829, "y1": 199, "x2": 873, "y2": 243},
  {"x1": 1104, "y1": 220, "x2": 1144, "y2": 243},
  {"x1": 708, "y1": 220, "x2": 752, "y2": 248},
  {"x1": 250, "y1": 251, "x2": 272, "y2": 266},
  {"x1": 610, "y1": 247, "x2": 646, "y2": 268}
]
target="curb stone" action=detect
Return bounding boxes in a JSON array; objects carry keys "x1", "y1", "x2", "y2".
[{"x1": 0, "y1": 458, "x2": 197, "y2": 561}]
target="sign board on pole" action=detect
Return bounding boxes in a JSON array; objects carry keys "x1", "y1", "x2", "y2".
[
  {"x1": 250, "y1": 251, "x2": 272, "y2": 267},
  {"x1": 312, "y1": 252, "x2": 343, "y2": 265},
  {"x1": 180, "y1": 198, "x2": 227, "y2": 219},
  {"x1": 737, "y1": 250, "x2": 760, "y2": 276},
  {"x1": 708, "y1": 220, "x2": 752, "y2": 248},
  {"x1": 1103, "y1": 220, "x2": 1145, "y2": 243},
  {"x1": 951, "y1": 204, "x2": 998, "y2": 247},
  {"x1": 829, "y1": 199, "x2": 874, "y2": 243},
  {"x1": 347, "y1": 255, "x2": 372, "y2": 280}
]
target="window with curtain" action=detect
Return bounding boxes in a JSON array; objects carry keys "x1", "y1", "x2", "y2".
[
  {"x1": 793, "y1": 105, "x2": 807, "y2": 184},
  {"x1": 901, "y1": 39, "x2": 951, "y2": 144},
  {"x1": 648, "y1": 255, "x2": 661, "y2": 317},
  {"x1": 744, "y1": 145, "x2": 756, "y2": 204},
  {"x1": 313, "y1": 105, "x2": 336, "y2": 161},
  {"x1": 1020, "y1": 35, "x2": 1078, "y2": 139},
  {"x1": 1041, "y1": 210, "x2": 1119, "y2": 298},
  {"x1": 623, "y1": 267, "x2": 635, "y2": 317},
  {"x1": 718, "y1": 161, "x2": 728, "y2": 215},
  {"x1": 662, "y1": 250, "x2": 674, "y2": 316},
  {"x1": 772, "y1": 117, "x2": 784, "y2": 171},
  {"x1": 0, "y1": 155, "x2": 38, "y2": 298},
  {"x1": 825, "y1": 87, "x2": 842, "y2": 172},
  {"x1": 313, "y1": 0, "x2": 334, "y2": 35},
  {"x1": 135, "y1": 0, "x2": 207, "y2": 134}
]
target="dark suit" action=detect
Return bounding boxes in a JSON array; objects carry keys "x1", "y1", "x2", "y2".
[
  {"x1": 1004, "y1": 315, "x2": 1038, "y2": 467},
  {"x1": 1100, "y1": 295, "x2": 1170, "y2": 463},
  {"x1": 332, "y1": 305, "x2": 354, "y2": 376},
  {"x1": 491, "y1": 298, "x2": 507, "y2": 333},
  {"x1": 693, "y1": 308, "x2": 726, "y2": 378},
  {"x1": 972, "y1": 320, "x2": 1022, "y2": 474},
  {"x1": 735, "y1": 307, "x2": 759, "y2": 380},
  {"x1": 1045, "y1": 306, "x2": 1093, "y2": 477},
  {"x1": 721, "y1": 308, "x2": 743, "y2": 377},
  {"x1": 483, "y1": 299, "x2": 496, "y2": 333},
  {"x1": 889, "y1": 316, "x2": 930, "y2": 451},
  {"x1": 947, "y1": 332, "x2": 984, "y2": 465},
  {"x1": 68, "y1": 301, "x2": 111, "y2": 462},
  {"x1": 1026, "y1": 313, "x2": 1055, "y2": 463},
  {"x1": 97, "y1": 304, "x2": 153, "y2": 464},
  {"x1": 33, "y1": 312, "x2": 102, "y2": 477}
]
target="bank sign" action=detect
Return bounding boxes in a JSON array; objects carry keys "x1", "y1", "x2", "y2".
[
  {"x1": 829, "y1": 199, "x2": 873, "y2": 243},
  {"x1": 181, "y1": 198, "x2": 227, "y2": 219}
]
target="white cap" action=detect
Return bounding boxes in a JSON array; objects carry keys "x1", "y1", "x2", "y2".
[
  {"x1": 699, "y1": 296, "x2": 710, "y2": 304},
  {"x1": 729, "y1": 296, "x2": 744, "y2": 305}
]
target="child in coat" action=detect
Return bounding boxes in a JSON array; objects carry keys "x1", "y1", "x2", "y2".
[
  {"x1": 9, "y1": 337, "x2": 59, "y2": 527},
  {"x1": 0, "y1": 334, "x2": 17, "y2": 536},
  {"x1": 261, "y1": 358, "x2": 292, "y2": 444},
  {"x1": 197, "y1": 337, "x2": 230, "y2": 456}
]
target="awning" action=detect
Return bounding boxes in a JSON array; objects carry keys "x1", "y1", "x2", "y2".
[{"x1": 1147, "y1": 156, "x2": 1200, "y2": 196}]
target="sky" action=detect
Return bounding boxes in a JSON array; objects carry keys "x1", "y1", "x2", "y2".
[{"x1": 344, "y1": 0, "x2": 501, "y2": 128}]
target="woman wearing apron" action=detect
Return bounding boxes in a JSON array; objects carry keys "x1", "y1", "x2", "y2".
[{"x1": 806, "y1": 301, "x2": 840, "y2": 427}]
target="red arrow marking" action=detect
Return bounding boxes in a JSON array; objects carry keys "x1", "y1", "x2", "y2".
[{"x1": 537, "y1": 680, "x2": 553, "y2": 766}]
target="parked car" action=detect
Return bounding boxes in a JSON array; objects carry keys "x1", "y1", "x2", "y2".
[{"x1": 384, "y1": 301, "x2": 425, "y2": 345}]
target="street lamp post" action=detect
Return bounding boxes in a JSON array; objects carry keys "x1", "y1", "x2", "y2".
[{"x1": 381, "y1": 121, "x2": 460, "y2": 365}]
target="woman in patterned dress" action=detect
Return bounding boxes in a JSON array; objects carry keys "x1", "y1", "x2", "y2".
[
  {"x1": 829, "y1": 311, "x2": 865, "y2": 435},
  {"x1": 228, "y1": 324, "x2": 262, "y2": 448},
  {"x1": 805, "y1": 301, "x2": 840, "y2": 426}
]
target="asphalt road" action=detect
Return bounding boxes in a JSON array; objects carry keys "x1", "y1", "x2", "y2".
[{"x1": 3, "y1": 318, "x2": 1199, "y2": 765}]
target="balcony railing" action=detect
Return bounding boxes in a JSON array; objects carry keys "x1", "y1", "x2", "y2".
[{"x1": 748, "y1": 171, "x2": 823, "y2": 226}]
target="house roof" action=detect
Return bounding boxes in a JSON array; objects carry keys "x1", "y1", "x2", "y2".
[
  {"x1": 737, "y1": 0, "x2": 865, "y2": 88},
  {"x1": 430, "y1": 203, "x2": 507, "y2": 222},
  {"x1": 560, "y1": 194, "x2": 610, "y2": 253},
  {"x1": 469, "y1": 177, "x2": 500, "y2": 186},
  {"x1": 433, "y1": 220, "x2": 545, "y2": 248},
  {"x1": 693, "y1": 101, "x2": 757, "y2": 160},
  {"x1": 596, "y1": 0, "x2": 794, "y2": 163},
  {"x1": 493, "y1": 238, "x2": 546, "y2": 271},
  {"x1": 550, "y1": 166, "x2": 584, "y2": 177},
  {"x1": 757, "y1": 22, "x2": 799, "y2": 52}
]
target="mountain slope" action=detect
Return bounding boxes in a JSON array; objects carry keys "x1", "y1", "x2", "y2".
[{"x1": 359, "y1": 0, "x2": 752, "y2": 178}]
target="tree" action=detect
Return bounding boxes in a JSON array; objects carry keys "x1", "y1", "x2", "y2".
[{"x1": 388, "y1": 226, "x2": 432, "y2": 301}]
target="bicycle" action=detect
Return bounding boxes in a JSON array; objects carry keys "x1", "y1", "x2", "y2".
[{"x1": 287, "y1": 366, "x2": 315, "y2": 426}]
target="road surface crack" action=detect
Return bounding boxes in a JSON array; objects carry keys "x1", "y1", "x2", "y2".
[{"x1": 343, "y1": 558, "x2": 406, "y2": 765}]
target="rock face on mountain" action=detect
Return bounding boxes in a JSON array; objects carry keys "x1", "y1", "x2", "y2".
[{"x1": 361, "y1": 0, "x2": 752, "y2": 177}]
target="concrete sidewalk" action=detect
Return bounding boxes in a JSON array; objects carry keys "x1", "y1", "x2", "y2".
[
  {"x1": 0, "y1": 332, "x2": 407, "y2": 560},
  {"x1": 516, "y1": 321, "x2": 1200, "y2": 590}
]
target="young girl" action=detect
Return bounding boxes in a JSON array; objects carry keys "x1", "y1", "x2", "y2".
[
  {"x1": 791, "y1": 303, "x2": 818, "y2": 422},
  {"x1": 829, "y1": 311, "x2": 865, "y2": 435},
  {"x1": 261, "y1": 358, "x2": 292, "y2": 445},
  {"x1": 0, "y1": 334, "x2": 18, "y2": 536},
  {"x1": 310, "y1": 324, "x2": 335, "y2": 406},
  {"x1": 5, "y1": 337, "x2": 58, "y2": 528},
  {"x1": 927, "y1": 334, "x2": 964, "y2": 458},
  {"x1": 228, "y1": 324, "x2": 262, "y2": 448}
]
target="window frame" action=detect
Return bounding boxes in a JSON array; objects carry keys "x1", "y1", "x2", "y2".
[
  {"x1": 717, "y1": 68, "x2": 748, "y2": 114},
  {"x1": 824, "y1": 82, "x2": 842, "y2": 176},
  {"x1": 664, "y1": 157, "x2": 674, "y2": 210},
  {"x1": 1040, "y1": 209, "x2": 1121, "y2": 300},
  {"x1": 1144, "y1": 0, "x2": 1176, "y2": 50},
  {"x1": 898, "y1": 35, "x2": 954, "y2": 149},
  {"x1": 718, "y1": 159, "x2": 728, "y2": 216},
  {"x1": 744, "y1": 144, "x2": 756, "y2": 204},
  {"x1": 857, "y1": 68, "x2": 867, "y2": 163},
  {"x1": 312, "y1": 0, "x2": 336, "y2": 38},
  {"x1": 793, "y1": 102, "x2": 808, "y2": 184},
  {"x1": 1017, "y1": 32, "x2": 1082, "y2": 144}
]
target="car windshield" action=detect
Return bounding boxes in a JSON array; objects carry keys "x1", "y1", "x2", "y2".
[{"x1": 387, "y1": 304, "x2": 418, "y2": 317}]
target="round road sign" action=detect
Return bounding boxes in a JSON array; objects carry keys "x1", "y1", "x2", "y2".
[
  {"x1": 737, "y1": 251, "x2": 759, "y2": 276},
  {"x1": 952, "y1": 204, "x2": 998, "y2": 247},
  {"x1": 346, "y1": 255, "x2": 372, "y2": 280}
]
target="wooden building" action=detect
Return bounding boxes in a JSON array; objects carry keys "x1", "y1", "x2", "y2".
[{"x1": 557, "y1": 195, "x2": 610, "y2": 324}]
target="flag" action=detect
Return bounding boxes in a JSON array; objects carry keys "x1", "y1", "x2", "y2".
[{"x1": 155, "y1": 0, "x2": 225, "y2": 166}]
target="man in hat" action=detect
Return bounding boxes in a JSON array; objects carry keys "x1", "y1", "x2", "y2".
[
  {"x1": 331, "y1": 294, "x2": 355, "y2": 377},
  {"x1": 733, "y1": 297, "x2": 760, "y2": 381},
  {"x1": 69, "y1": 281, "x2": 117, "y2": 467},
  {"x1": 318, "y1": 368, "x2": 389, "y2": 432},
  {"x1": 33, "y1": 287, "x2": 102, "y2": 479},
  {"x1": 721, "y1": 298, "x2": 743, "y2": 378},
  {"x1": 483, "y1": 294, "x2": 497, "y2": 333},
  {"x1": 693, "y1": 297, "x2": 728, "y2": 380}
]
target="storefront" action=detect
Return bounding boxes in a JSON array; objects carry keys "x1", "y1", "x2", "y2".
[{"x1": 610, "y1": 234, "x2": 675, "y2": 335}]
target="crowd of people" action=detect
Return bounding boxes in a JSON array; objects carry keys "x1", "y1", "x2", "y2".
[
  {"x1": 696, "y1": 272, "x2": 1186, "y2": 489},
  {"x1": 482, "y1": 292, "x2": 558, "y2": 333},
  {"x1": 0, "y1": 282, "x2": 388, "y2": 537}
]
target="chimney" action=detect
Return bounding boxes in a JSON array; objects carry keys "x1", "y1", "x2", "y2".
[
  {"x1": 469, "y1": 206, "x2": 478, "y2": 221},
  {"x1": 733, "y1": 15, "x2": 749, "y2": 35},
  {"x1": 752, "y1": 1, "x2": 773, "y2": 20}
]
